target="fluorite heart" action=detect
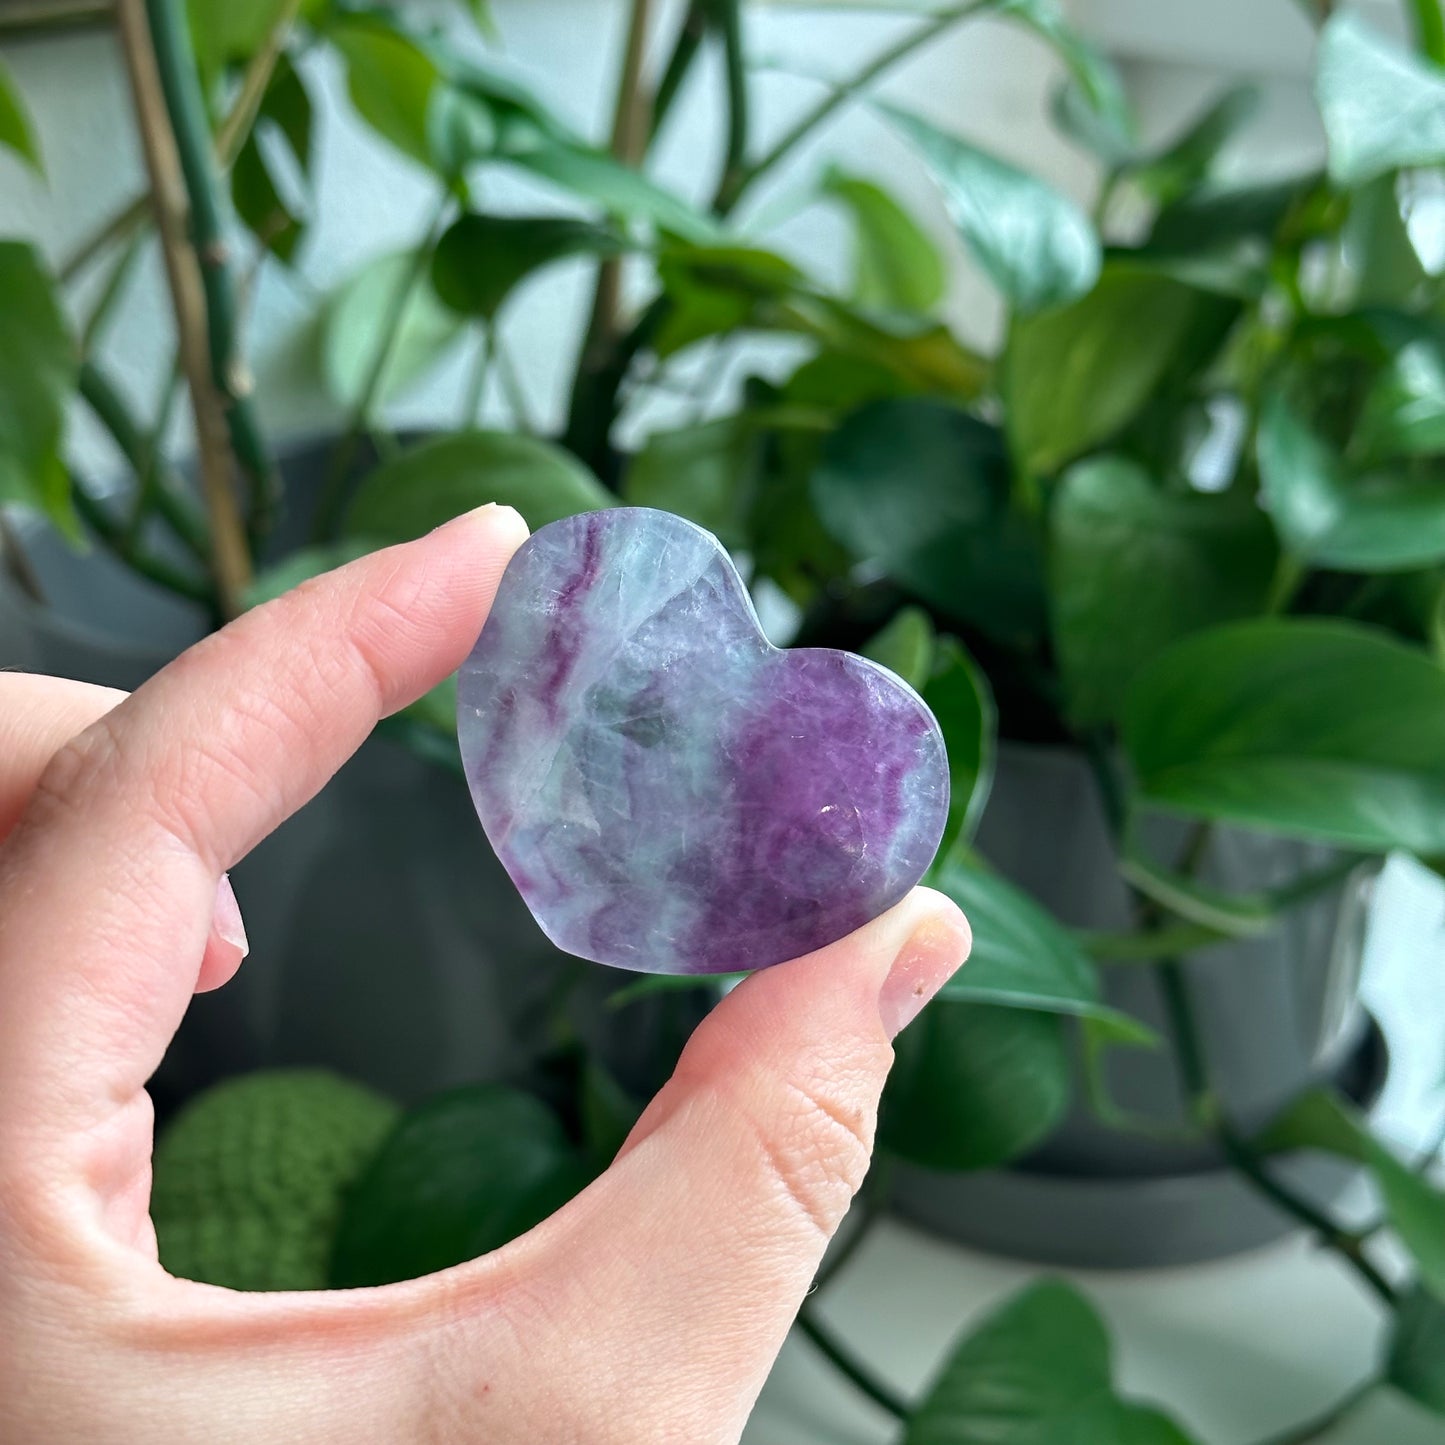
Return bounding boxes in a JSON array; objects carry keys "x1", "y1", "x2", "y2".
[{"x1": 457, "y1": 507, "x2": 949, "y2": 974}]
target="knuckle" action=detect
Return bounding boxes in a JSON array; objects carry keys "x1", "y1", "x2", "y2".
[{"x1": 735, "y1": 1066, "x2": 877, "y2": 1241}]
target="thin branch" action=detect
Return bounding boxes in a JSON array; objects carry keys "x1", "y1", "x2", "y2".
[
  {"x1": 71, "y1": 477, "x2": 213, "y2": 605},
  {"x1": 78, "y1": 360, "x2": 209, "y2": 563},
  {"x1": 143, "y1": 0, "x2": 280, "y2": 546},
  {"x1": 0, "y1": 512, "x2": 46, "y2": 605},
  {"x1": 115, "y1": 0, "x2": 251, "y2": 614},
  {"x1": 462, "y1": 324, "x2": 495, "y2": 426},
  {"x1": 123, "y1": 358, "x2": 185, "y2": 552},
  {"x1": 493, "y1": 331, "x2": 536, "y2": 436},
  {"x1": 78, "y1": 226, "x2": 147, "y2": 357},
  {"x1": 572, "y1": 0, "x2": 657, "y2": 453},
  {"x1": 710, "y1": 0, "x2": 751, "y2": 213},
  {"x1": 58, "y1": 195, "x2": 150, "y2": 286},
  {"x1": 213, "y1": 0, "x2": 304, "y2": 167},
  {"x1": 648, "y1": 0, "x2": 706, "y2": 144},
  {"x1": 722, "y1": 0, "x2": 991, "y2": 216},
  {"x1": 1158, "y1": 960, "x2": 1397, "y2": 1307},
  {"x1": 312, "y1": 190, "x2": 452, "y2": 541},
  {"x1": 795, "y1": 1310, "x2": 910, "y2": 1421}
]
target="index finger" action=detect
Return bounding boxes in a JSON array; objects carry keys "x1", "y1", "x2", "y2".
[{"x1": 0, "y1": 504, "x2": 528, "y2": 1161}]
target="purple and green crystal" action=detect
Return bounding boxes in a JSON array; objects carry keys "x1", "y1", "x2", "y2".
[{"x1": 458, "y1": 507, "x2": 949, "y2": 975}]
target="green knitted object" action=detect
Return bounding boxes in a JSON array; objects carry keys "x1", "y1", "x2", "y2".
[{"x1": 151, "y1": 1069, "x2": 401, "y2": 1292}]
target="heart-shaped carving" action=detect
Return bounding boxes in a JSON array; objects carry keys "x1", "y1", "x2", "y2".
[{"x1": 458, "y1": 508, "x2": 949, "y2": 974}]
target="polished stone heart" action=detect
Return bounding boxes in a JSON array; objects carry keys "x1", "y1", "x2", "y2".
[{"x1": 457, "y1": 508, "x2": 949, "y2": 974}]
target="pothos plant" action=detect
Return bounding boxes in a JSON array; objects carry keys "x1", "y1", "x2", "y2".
[{"x1": 3, "y1": 0, "x2": 1445, "y2": 1438}]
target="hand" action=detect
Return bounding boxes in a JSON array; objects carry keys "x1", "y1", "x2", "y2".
[{"x1": 0, "y1": 504, "x2": 969, "y2": 1445}]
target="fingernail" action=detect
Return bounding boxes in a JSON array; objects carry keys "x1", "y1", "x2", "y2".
[
  {"x1": 212, "y1": 874, "x2": 249, "y2": 959},
  {"x1": 431, "y1": 503, "x2": 528, "y2": 539},
  {"x1": 878, "y1": 905, "x2": 970, "y2": 1038}
]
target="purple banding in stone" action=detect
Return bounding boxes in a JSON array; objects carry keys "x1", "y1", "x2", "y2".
[{"x1": 458, "y1": 507, "x2": 949, "y2": 975}]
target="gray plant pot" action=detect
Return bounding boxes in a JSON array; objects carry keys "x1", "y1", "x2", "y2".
[
  {"x1": 891, "y1": 744, "x2": 1386, "y2": 1267},
  {"x1": 0, "y1": 447, "x2": 693, "y2": 1119}
]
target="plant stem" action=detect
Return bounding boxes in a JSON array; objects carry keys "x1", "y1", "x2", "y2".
[
  {"x1": 722, "y1": 0, "x2": 991, "y2": 216},
  {"x1": 1157, "y1": 959, "x2": 1397, "y2": 1307},
  {"x1": 709, "y1": 0, "x2": 751, "y2": 213},
  {"x1": 812, "y1": 1161, "x2": 892, "y2": 1294},
  {"x1": 1080, "y1": 922, "x2": 1227, "y2": 963},
  {"x1": 78, "y1": 226, "x2": 148, "y2": 357},
  {"x1": 58, "y1": 196, "x2": 150, "y2": 285},
  {"x1": 1407, "y1": 0, "x2": 1445, "y2": 66},
  {"x1": 494, "y1": 331, "x2": 536, "y2": 435},
  {"x1": 71, "y1": 478, "x2": 213, "y2": 605},
  {"x1": 313, "y1": 191, "x2": 452, "y2": 541},
  {"x1": 1267, "y1": 553, "x2": 1307, "y2": 614},
  {"x1": 0, "y1": 512, "x2": 45, "y2": 604},
  {"x1": 117, "y1": 0, "x2": 252, "y2": 616},
  {"x1": 144, "y1": 0, "x2": 280, "y2": 545},
  {"x1": 213, "y1": 0, "x2": 304, "y2": 167},
  {"x1": 795, "y1": 1310, "x2": 910, "y2": 1421},
  {"x1": 571, "y1": 0, "x2": 656, "y2": 466},
  {"x1": 462, "y1": 324, "x2": 495, "y2": 426},
  {"x1": 124, "y1": 358, "x2": 185, "y2": 551},
  {"x1": 648, "y1": 0, "x2": 706, "y2": 144},
  {"x1": 78, "y1": 360, "x2": 210, "y2": 563},
  {"x1": 1254, "y1": 1376, "x2": 1377, "y2": 1445}
]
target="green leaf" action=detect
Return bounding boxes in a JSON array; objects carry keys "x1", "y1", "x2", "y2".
[
  {"x1": 929, "y1": 851, "x2": 1150, "y2": 1040},
  {"x1": 923, "y1": 638, "x2": 995, "y2": 854},
  {"x1": 812, "y1": 398, "x2": 1047, "y2": 644},
  {"x1": 321, "y1": 251, "x2": 467, "y2": 409},
  {"x1": 432, "y1": 213, "x2": 625, "y2": 322},
  {"x1": 579, "y1": 1060, "x2": 641, "y2": 1168},
  {"x1": 188, "y1": 0, "x2": 295, "y2": 80},
  {"x1": 0, "y1": 57, "x2": 41, "y2": 174},
  {"x1": 1388, "y1": 1286, "x2": 1445, "y2": 1415},
  {"x1": 232, "y1": 55, "x2": 313, "y2": 261},
  {"x1": 1119, "y1": 846, "x2": 1277, "y2": 939},
  {"x1": 655, "y1": 242, "x2": 809, "y2": 356},
  {"x1": 1004, "y1": 0, "x2": 1135, "y2": 154},
  {"x1": 331, "y1": 19, "x2": 444, "y2": 171},
  {"x1": 1124, "y1": 619, "x2": 1445, "y2": 853},
  {"x1": 1338, "y1": 175, "x2": 1430, "y2": 310},
  {"x1": 1259, "y1": 1089, "x2": 1445, "y2": 1298},
  {"x1": 1052, "y1": 78, "x2": 1136, "y2": 167},
  {"x1": 345, "y1": 431, "x2": 612, "y2": 541},
  {"x1": 329, "y1": 1084, "x2": 586, "y2": 1287},
  {"x1": 1317, "y1": 12, "x2": 1445, "y2": 187},
  {"x1": 905, "y1": 1280, "x2": 1198, "y2": 1445},
  {"x1": 820, "y1": 166, "x2": 946, "y2": 313},
  {"x1": 1257, "y1": 390, "x2": 1445, "y2": 573},
  {"x1": 508, "y1": 141, "x2": 717, "y2": 243},
  {"x1": 1132, "y1": 86, "x2": 1260, "y2": 207},
  {"x1": 1355, "y1": 323, "x2": 1445, "y2": 461},
  {"x1": 623, "y1": 416, "x2": 758, "y2": 549},
  {"x1": 0, "y1": 242, "x2": 76, "y2": 533},
  {"x1": 1050, "y1": 457, "x2": 1278, "y2": 726},
  {"x1": 881, "y1": 1000, "x2": 1071, "y2": 1170},
  {"x1": 885, "y1": 105, "x2": 1101, "y2": 313},
  {"x1": 862, "y1": 607, "x2": 935, "y2": 693},
  {"x1": 1004, "y1": 266, "x2": 1209, "y2": 476}
]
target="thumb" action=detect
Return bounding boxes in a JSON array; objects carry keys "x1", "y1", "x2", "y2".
[{"x1": 467, "y1": 888, "x2": 969, "y2": 1442}]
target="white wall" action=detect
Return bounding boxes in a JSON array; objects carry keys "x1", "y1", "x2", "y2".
[{"x1": 0, "y1": 0, "x2": 1346, "y2": 481}]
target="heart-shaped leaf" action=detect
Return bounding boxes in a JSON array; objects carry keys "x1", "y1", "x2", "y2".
[
  {"x1": 1004, "y1": 266, "x2": 1211, "y2": 476},
  {"x1": 331, "y1": 18, "x2": 444, "y2": 171},
  {"x1": 885, "y1": 105, "x2": 1101, "y2": 313},
  {"x1": 321, "y1": 252, "x2": 467, "y2": 409},
  {"x1": 905, "y1": 1280, "x2": 1199, "y2": 1445},
  {"x1": 1317, "y1": 12, "x2": 1445, "y2": 187},
  {"x1": 881, "y1": 1000, "x2": 1070, "y2": 1170},
  {"x1": 820, "y1": 166, "x2": 946, "y2": 313},
  {"x1": 432, "y1": 213, "x2": 626, "y2": 322},
  {"x1": 929, "y1": 851, "x2": 1151, "y2": 1043},
  {"x1": 1125, "y1": 620, "x2": 1445, "y2": 853},
  {"x1": 1257, "y1": 390, "x2": 1445, "y2": 573},
  {"x1": 812, "y1": 398, "x2": 1047, "y2": 644},
  {"x1": 330, "y1": 1085, "x2": 587, "y2": 1288},
  {"x1": 345, "y1": 432, "x2": 612, "y2": 540},
  {"x1": 1050, "y1": 456, "x2": 1278, "y2": 726}
]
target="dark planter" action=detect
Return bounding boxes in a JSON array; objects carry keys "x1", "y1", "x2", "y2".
[
  {"x1": 891, "y1": 743, "x2": 1387, "y2": 1267},
  {"x1": 0, "y1": 444, "x2": 698, "y2": 1120}
]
